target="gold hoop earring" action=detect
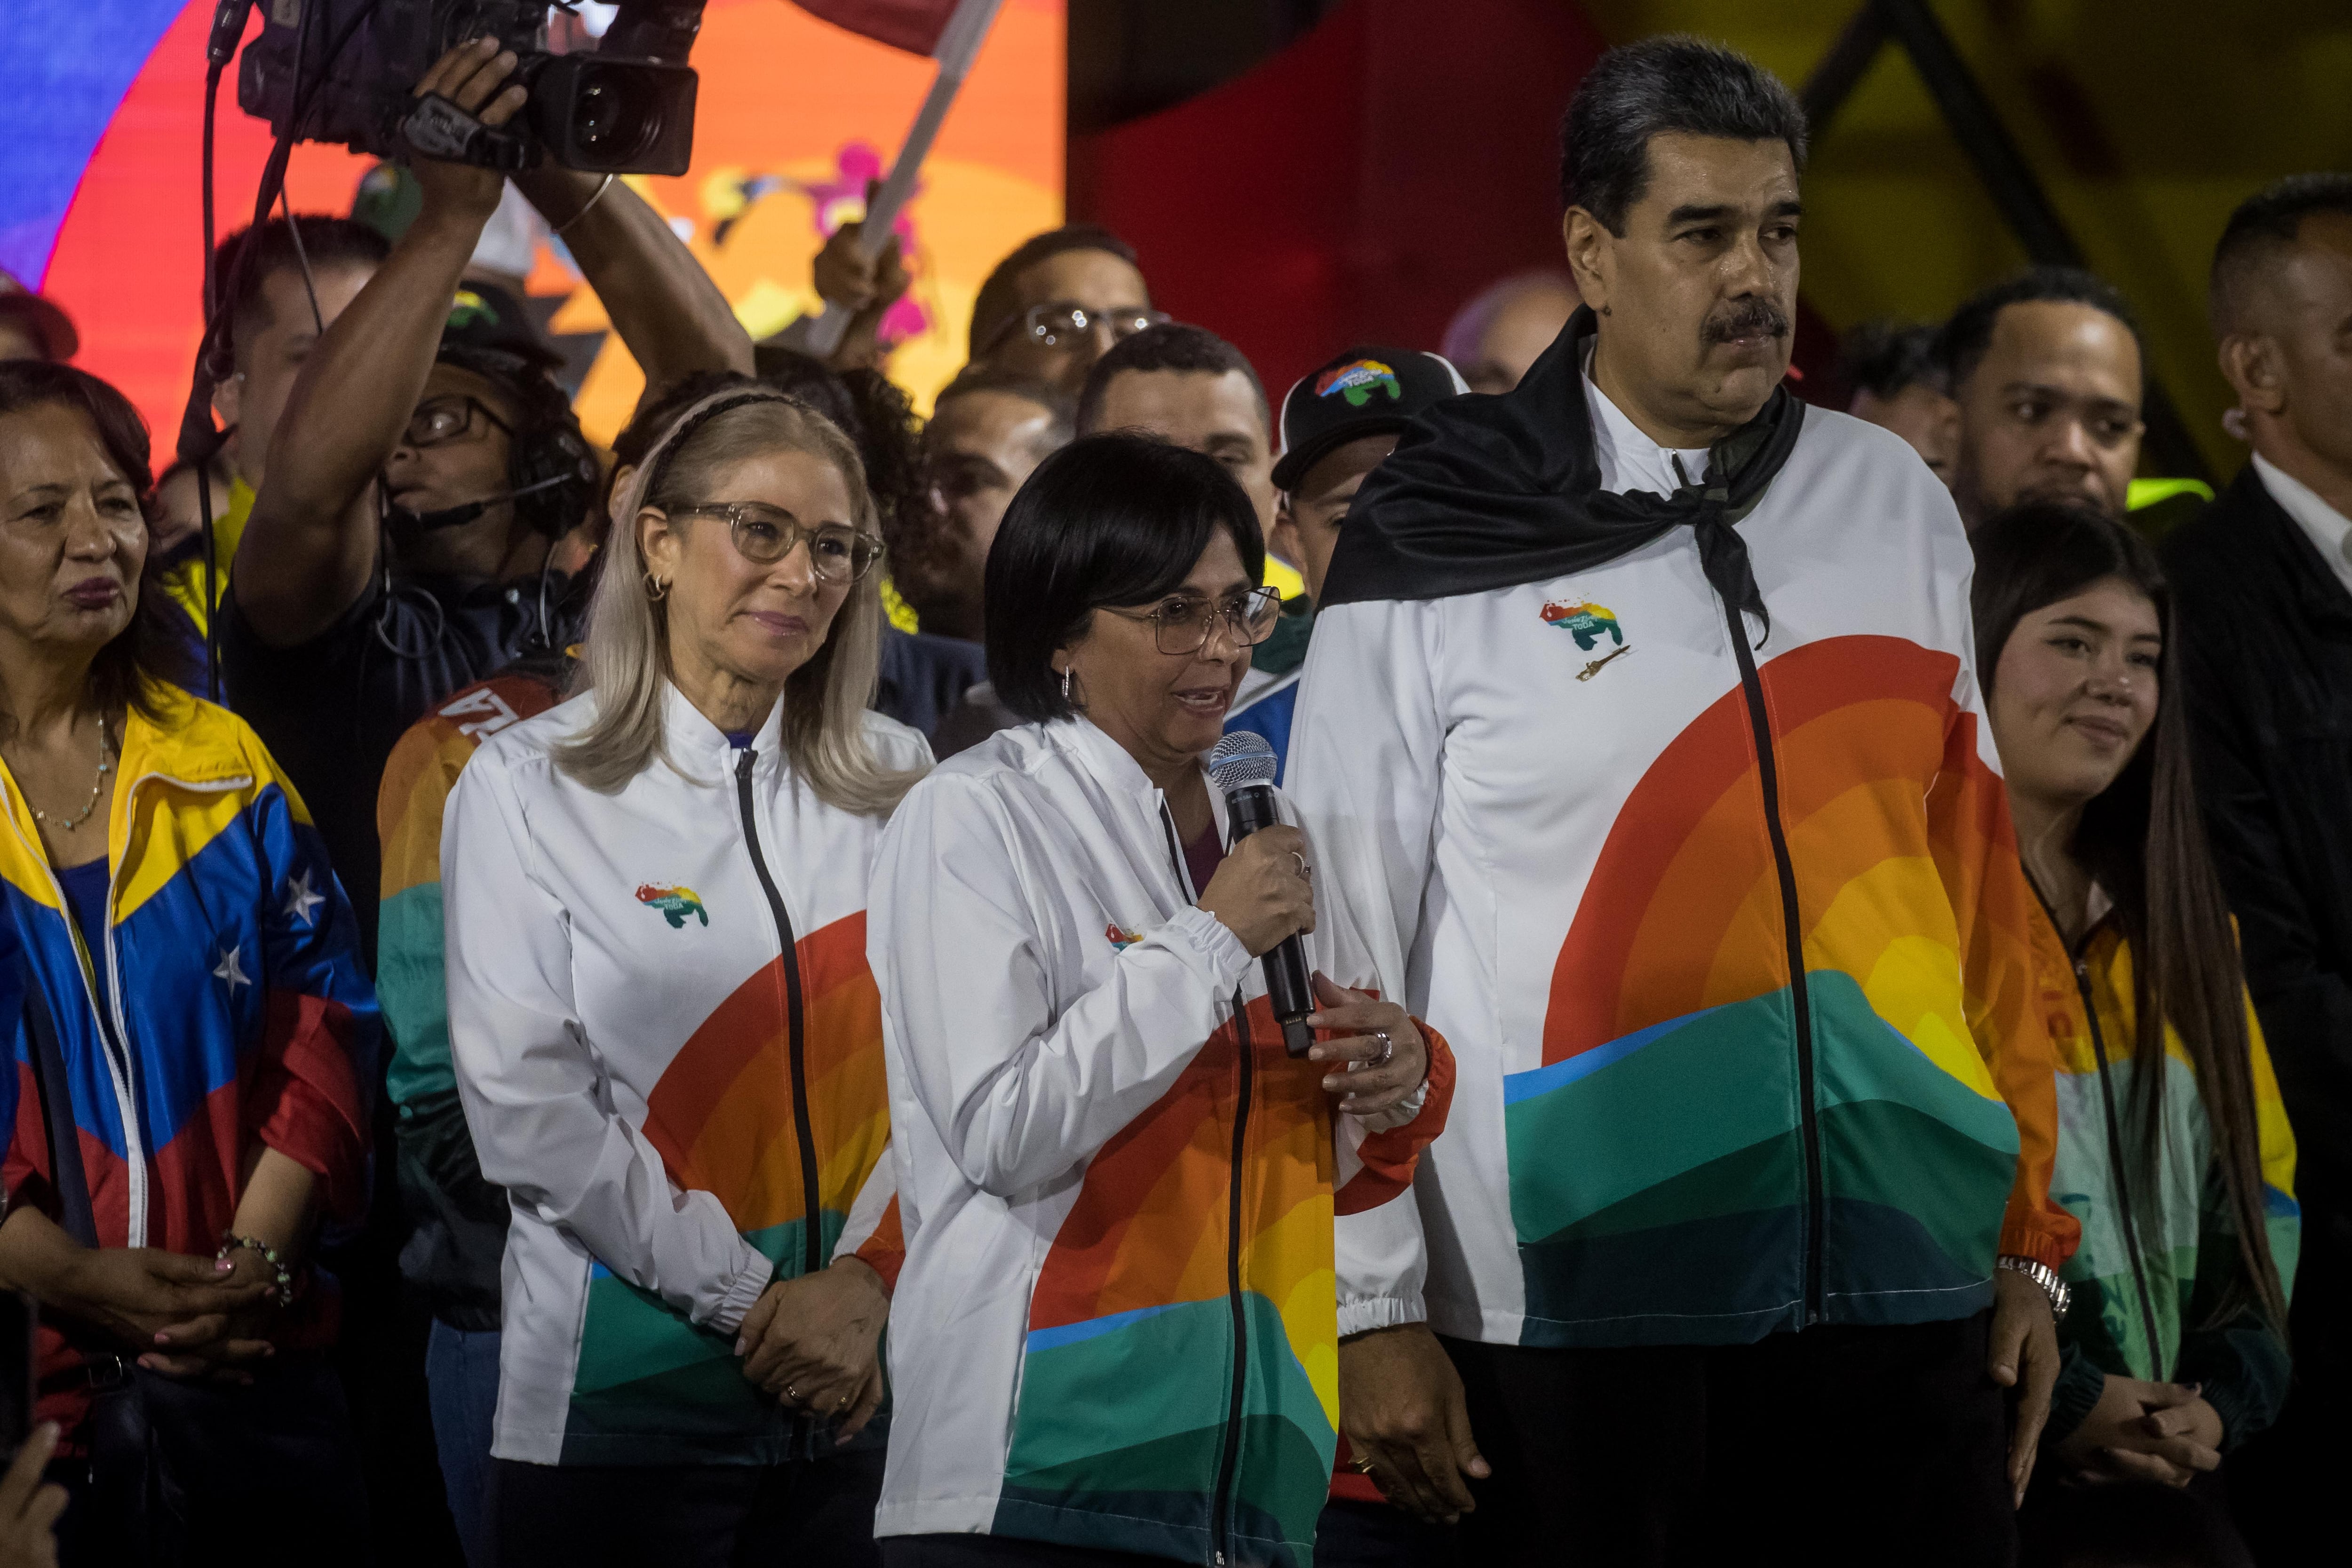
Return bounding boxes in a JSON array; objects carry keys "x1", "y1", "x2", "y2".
[{"x1": 644, "y1": 573, "x2": 669, "y2": 602}]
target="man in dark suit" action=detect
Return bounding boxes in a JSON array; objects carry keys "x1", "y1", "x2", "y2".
[{"x1": 2165, "y1": 171, "x2": 2352, "y2": 1560}]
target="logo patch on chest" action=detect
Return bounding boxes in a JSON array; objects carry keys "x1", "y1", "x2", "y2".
[
  {"x1": 1540, "y1": 597, "x2": 1625, "y2": 652},
  {"x1": 1106, "y1": 923, "x2": 1144, "y2": 952},
  {"x1": 636, "y1": 884, "x2": 709, "y2": 929}
]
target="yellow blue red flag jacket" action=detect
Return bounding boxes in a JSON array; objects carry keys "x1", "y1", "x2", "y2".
[
  {"x1": 0, "y1": 691, "x2": 378, "y2": 1429},
  {"x1": 2028, "y1": 902, "x2": 2298, "y2": 1449}
]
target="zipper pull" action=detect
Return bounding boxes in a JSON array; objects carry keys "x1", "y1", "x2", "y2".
[{"x1": 736, "y1": 747, "x2": 756, "y2": 786}]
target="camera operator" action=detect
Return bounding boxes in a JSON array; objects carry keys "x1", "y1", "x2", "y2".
[{"x1": 225, "y1": 36, "x2": 753, "y2": 963}]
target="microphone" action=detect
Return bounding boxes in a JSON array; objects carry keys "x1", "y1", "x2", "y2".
[
  {"x1": 385, "y1": 472, "x2": 571, "y2": 533},
  {"x1": 1208, "y1": 732, "x2": 1315, "y2": 1058}
]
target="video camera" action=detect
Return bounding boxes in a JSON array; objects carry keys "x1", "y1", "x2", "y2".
[{"x1": 238, "y1": 0, "x2": 707, "y2": 176}]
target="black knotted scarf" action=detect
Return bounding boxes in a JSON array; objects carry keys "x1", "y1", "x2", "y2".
[{"x1": 1318, "y1": 306, "x2": 1805, "y2": 636}]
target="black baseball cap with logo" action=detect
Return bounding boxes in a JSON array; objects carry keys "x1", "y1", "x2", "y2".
[{"x1": 1271, "y1": 345, "x2": 1467, "y2": 491}]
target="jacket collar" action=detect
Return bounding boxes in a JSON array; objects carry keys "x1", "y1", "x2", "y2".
[
  {"x1": 660, "y1": 679, "x2": 786, "y2": 783},
  {"x1": 1048, "y1": 716, "x2": 1231, "y2": 845},
  {"x1": 2233, "y1": 461, "x2": 2352, "y2": 630}
]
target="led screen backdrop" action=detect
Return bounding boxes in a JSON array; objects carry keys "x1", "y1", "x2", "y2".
[{"x1": 8, "y1": 0, "x2": 1065, "y2": 442}]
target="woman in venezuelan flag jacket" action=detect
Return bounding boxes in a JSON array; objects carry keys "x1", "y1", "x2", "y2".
[
  {"x1": 869, "y1": 436, "x2": 1453, "y2": 1568},
  {"x1": 0, "y1": 360, "x2": 377, "y2": 1548}
]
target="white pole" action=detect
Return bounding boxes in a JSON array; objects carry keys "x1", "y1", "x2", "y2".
[{"x1": 800, "y1": 0, "x2": 1005, "y2": 357}]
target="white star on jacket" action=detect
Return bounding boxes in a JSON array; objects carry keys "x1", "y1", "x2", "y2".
[
  {"x1": 213, "y1": 944, "x2": 251, "y2": 995},
  {"x1": 283, "y1": 870, "x2": 324, "y2": 929}
]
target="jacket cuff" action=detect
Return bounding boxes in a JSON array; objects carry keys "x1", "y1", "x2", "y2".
[
  {"x1": 2041, "y1": 1341, "x2": 2106, "y2": 1452},
  {"x1": 1338, "y1": 1293, "x2": 1425, "y2": 1339},
  {"x1": 1161, "y1": 905, "x2": 1255, "y2": 993},
  {"x1": 1997, "y1": 1219, "x2": 2073, "y2": 1272},
  {"x1": 706, "y1": 1243, "x2": 776, "y2": 1337},
  {"x1": 2201, "y1": 1371, "x2": 2256, "y2": 1451}
]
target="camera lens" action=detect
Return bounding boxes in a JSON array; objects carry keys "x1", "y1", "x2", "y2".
[{"x1": 572, "y1": 66, "x2": 662, "y2": 164}]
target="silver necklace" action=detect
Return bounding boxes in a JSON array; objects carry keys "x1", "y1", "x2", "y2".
[{"x1": 27, "y1": 713, "x2": 112, "y2": 834}]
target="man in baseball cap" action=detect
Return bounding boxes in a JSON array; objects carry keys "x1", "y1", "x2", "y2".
[{"x1": 1224, "y1": 344, "x2": 1466, "y2": 779}]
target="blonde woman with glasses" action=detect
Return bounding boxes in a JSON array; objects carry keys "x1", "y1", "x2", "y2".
[{"x1": 442, "y1": 389, "x2": 930, "y2": 1567}]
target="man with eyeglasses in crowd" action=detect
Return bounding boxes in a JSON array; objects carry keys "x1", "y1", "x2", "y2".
[
  {"x1": 966, "y1": 223, "x2": 1167, "y2": 395},
  {"x1": 223, "y1": 38, "x2": 751, "y2": 963}
]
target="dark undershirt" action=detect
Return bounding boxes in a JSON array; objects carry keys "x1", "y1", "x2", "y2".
[
  {"x1": 1183, "y1": 819, "x2": 1227, "y2": 900},
  {"x1": 53, "y1": 858, "x2": 112, "y2": 1024}
]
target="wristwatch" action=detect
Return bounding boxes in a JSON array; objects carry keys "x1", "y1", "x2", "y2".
[{"x1": 1995, "y1": 1254, "x2": 2070, "y2": 1323}]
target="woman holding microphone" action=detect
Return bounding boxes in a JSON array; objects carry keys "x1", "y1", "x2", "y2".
[
  {"x1": 442, "y1": 389, "x2": 928, "y2": 1565},
  {"x1": 869, "y1": 433, "x2": 1454, "y2": 1568}
]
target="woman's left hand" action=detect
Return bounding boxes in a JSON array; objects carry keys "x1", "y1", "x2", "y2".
[
  {"x1": 1306, "y1": 973, "x2": 1427, "y2": 1119},
  {"x1": 735, "y1": 1256, "x2": 890, "y2": 1439}
]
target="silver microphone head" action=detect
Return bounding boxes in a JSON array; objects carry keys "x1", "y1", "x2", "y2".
[{"x1": 1208, "y1": 730, "x2": 1279, "y2": 795}]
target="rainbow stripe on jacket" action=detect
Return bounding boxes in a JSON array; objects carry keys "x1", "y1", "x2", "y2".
[{"x1": 1501, "y1": 635, "x2": 2074, "y2": 1338}]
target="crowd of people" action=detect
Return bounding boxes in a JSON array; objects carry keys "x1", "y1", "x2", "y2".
[{"x1": 0, "y1": 26, "x2": 2347, "y2": 1568}]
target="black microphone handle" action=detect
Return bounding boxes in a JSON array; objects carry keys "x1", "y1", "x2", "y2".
[{"x1": 1225, "y1": 782, "x2": 1317, "y2": 1058}]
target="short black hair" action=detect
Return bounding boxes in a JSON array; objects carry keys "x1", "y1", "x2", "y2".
[
  {"x1": 2209, "y1": 172, "x2": 2352, "y2": 336},
  {"x1": 214, "y1": 216, "x2": 389, "y2": 367},
  {"x1": 1838, "y1": 318, "x2": 1947, "y2": 403},
  {"x1": 1560, "y1": 36, "x2": 1808, "y2": 234},
  {"x1": 969, "y1": 224, "x2": 1143, "y2": 360},
  {"x1": 1936, "y1": 265, "x2": 2143, "y2": 391},
  {"x1": 1074, "y1": 322, "x2": 1269, "y2": 438},
  {"x1": 985, "y1": 433, "x2": 1267, "y2": 724},
  {"x1": 936, "y1": 361, "x2": 1078, "y2": 443}
]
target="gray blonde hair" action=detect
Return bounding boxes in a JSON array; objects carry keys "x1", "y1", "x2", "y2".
[{"x1": 554, "y1": 389, "x2": 923, "y2": 814}]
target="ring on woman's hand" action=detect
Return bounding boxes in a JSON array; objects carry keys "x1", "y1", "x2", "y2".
[
  {"x1": 1290, "y1": 851, "x2": 1309, "y2": 878},
  {"x1": 1369, "y1": 1029, "x2": 1394, "y2": 1066},
  {"x1": 784, "y1": 1384, "x2": 800, "y2": 1405},
  {"x1": 1351, "y1": 1455, "x2": 1378, "y2": 1475}
]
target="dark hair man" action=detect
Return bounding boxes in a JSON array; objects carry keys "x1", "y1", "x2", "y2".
[
  {"x1": 226, "y1": 38, "x2": 752, "y2": 962},
  {"x1": 1078, "y1": 320, "x2": 1279, "y2": 545},
  {"x1": 968, "y1": 223, "x2": 1164, "y2": 395},
  {"x1": 2162, "y1": 171, "x2": 2352, "y2": 1559},
  {"x1": 1838, "y1": 317, "x2": 1956, "y2": 485},
  {"x1": 903, "y1": 363, "x2": 1074, "y2": 641},
  {"x1": 1937, "y1": 266, "x2": 2145, "y2": 529},
  {"x1": 1222, "y1": 346, "x2": 1464, "y2": 784},
  {"x1": 1441, "y1": 271, "x2": 1581, "y2": 395},
  {"x1": 1287, "y1": 37, "x2": 2073, "y2": 1561}
]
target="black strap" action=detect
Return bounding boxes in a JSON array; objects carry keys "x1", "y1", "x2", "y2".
[{"x1": 22, "y1": 980, "x2": 99, "y2": 1249}]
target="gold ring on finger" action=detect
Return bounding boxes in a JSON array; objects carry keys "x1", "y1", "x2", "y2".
[
  {"x1": 785, "y1": 1384, "x2": 800, "y2": 1404},
  {"x1": 1351, "y1": 1456, "x2": 1378, "y2": 1474}
]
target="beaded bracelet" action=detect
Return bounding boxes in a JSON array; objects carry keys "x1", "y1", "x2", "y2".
[{"x1": 218, "y1": 1234, "x2": 295, "y2": 1300}]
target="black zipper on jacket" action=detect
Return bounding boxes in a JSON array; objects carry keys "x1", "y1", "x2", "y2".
[
  {"x1": 2071, "y1": 952, "x2": 2167, "y2": 1378},
  {"x1": 737, "y1": 748, "x2": 822, "y2": 1281},
  {"x1": 1161, "y1": 804, "x2": 1250, "y2": 1567},
  {"x1": 2024, "y1": 880, "x2": 2167, "y2": 1379},
  {"x1": 1719, "y1": 600, "x2": 1826, "y2": 1322}
]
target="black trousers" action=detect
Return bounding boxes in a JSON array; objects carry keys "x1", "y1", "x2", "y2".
[
  {"x1": 1445, "y1": 1312, "x2": 2017, "y2": 1567},
  {"x1": 490, "y1": 1449, "x2": 884, "y2": 1568}
]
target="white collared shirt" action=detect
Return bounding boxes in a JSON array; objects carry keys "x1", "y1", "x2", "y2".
[
  {"x1": 2253, "y1": 451, "x2": 2352, "y2": 597},
  {"x1": 1583, "y1": 355, "x2": 1716, "y2": 499}
]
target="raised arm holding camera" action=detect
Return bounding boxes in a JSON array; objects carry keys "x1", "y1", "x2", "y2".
[{"x1": 225, "y1": 37, "x2": 754, "y2": 961}]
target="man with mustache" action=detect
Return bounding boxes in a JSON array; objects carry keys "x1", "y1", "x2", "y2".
[
  {"x1": 1287, "y1": 35, "x2": 2073, "y2": 1563},
  {"x1": 1936, "y1": 267, "x2": 2146, "y2": 531}
]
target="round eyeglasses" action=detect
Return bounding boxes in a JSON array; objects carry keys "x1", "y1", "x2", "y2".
[
  {"x1": 673, "y1": 503, "x2": 885, "y2": 584},
  {"x1": 401, "y1": 395, "x2": 513, "y2": 450},
  {"x1": 1102, "y1": 586, "x2": 1285, "y2": 656},
  {"x1": 987, "y1": 300, "x2": 1170, "y2": 355}
]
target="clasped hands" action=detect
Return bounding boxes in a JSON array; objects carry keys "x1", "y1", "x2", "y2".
[
  {"x1": 2054, "y1": 1373, "x2": 2225, "y2": 1488},
  {"x1": 733, "y1": 1256, "x2": 890, "y2": 1441},
  {"x1": 59, "y1": 1245, "x2": 285, "y2": 1385}
]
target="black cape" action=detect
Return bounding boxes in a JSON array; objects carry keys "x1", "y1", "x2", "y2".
[{"x1": 1319, "y1": 307, "x2": 1805, "y2": 630}]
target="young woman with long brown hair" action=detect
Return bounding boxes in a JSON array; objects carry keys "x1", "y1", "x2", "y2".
[{"x1": 1973, "y1": 501, "x2": 2296, "y2": 1553}]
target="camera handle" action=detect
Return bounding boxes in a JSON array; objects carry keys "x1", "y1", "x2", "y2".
[{"x1": 401, "y1": 93, "x2": 536, "y2": 174}]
